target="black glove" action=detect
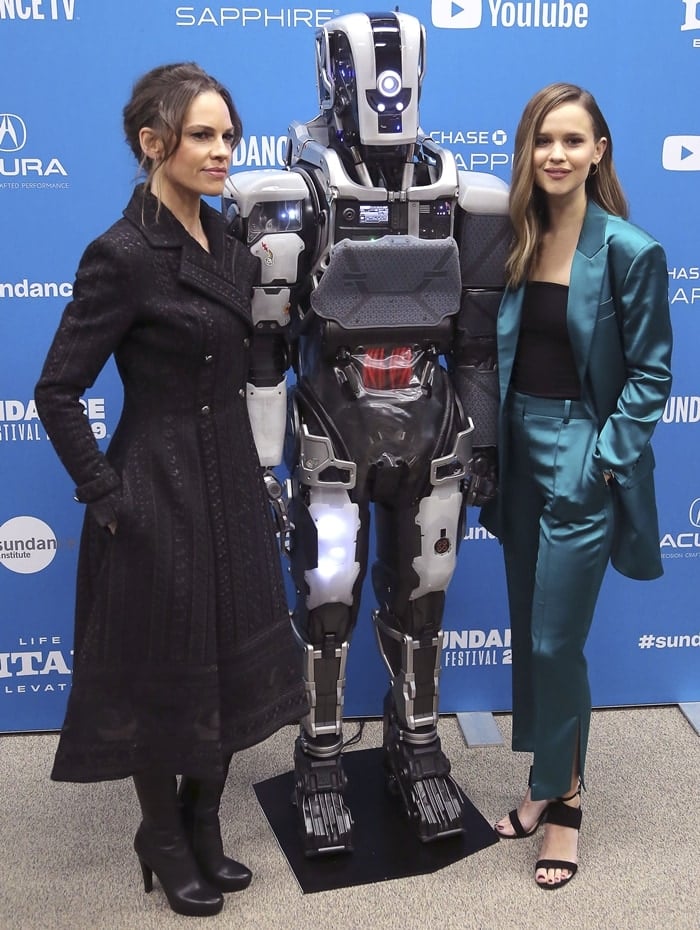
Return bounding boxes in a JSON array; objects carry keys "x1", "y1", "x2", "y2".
[{"x1": 464, "y1": 447, "x2": 497, "y2": 507}]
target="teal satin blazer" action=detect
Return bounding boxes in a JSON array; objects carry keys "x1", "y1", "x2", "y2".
[{"x1": 481, "y1": 200, "x2": 673, "y2": 580}]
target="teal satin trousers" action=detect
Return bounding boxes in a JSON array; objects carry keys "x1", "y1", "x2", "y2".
[{"x1": 501, "y1": 392, "x2": 614, "y2": 800}]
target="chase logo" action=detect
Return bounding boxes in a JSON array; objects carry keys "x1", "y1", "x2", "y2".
[
  {"x1": 432, "y1": 0, "x2": 482, "y2": 28},
  {"x1": 0, "y1": 115, "x2": 27, "y2": 153},
  {"x1": 431, "y1": 0, "x2": 589, "y2": 29},
  {"x1": 662, "y1": 135, "x2": 700, "y2": 171}
]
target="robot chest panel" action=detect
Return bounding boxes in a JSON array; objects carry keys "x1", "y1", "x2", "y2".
[
  {"x1": 331, "y1": 196, "x2": 454, "y2": 243},
  {"x1": 310, "y1": 234, "x2": 462, "y2": 335}
]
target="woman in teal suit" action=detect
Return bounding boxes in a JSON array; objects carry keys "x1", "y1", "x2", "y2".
[{"x1": 481, "y1": 84, "x2": 672, "y2": 889}]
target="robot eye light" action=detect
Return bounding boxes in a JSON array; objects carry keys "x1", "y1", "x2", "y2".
[{"x1": 376, "y1": 70, "x2": 402, "y2": 98}]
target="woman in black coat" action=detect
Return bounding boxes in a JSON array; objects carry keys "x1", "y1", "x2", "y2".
[{"x1": 34, "y1": 63, "x2": 307, "y2": 917}]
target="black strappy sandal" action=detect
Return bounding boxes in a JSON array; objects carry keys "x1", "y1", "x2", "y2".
[{"x1": 535, "y1": 787, "x2": 582, "y2": 890}]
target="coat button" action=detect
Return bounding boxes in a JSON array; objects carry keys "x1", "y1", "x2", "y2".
[
  {"x1": 238, "y1": 388, "x2": 245, "y2": 398},
  {"x1": 204, "y1": 355, "x2": 213, "y2": 364},
  {"x1": 243, "y1": 337, "x2": 250, "y2": 347},
  {"x1": 201, "y1": 405, "x2": 211, "y2": 415}
]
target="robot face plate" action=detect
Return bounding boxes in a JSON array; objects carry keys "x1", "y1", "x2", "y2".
[{"x1": 316, "y1": 11, "x2": 424, "y2": 148}]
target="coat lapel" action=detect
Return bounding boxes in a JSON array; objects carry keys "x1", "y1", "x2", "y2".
[
  {"x1": 567, "y1": 201, "x2": 609, "y2": 385},
  {"x1": 496, "y1": 287, "x2": 524, "y2": 401},
  {"x1": 123, "y1": 185, "x2": 257, "y2": 323},
  {"x1": 178, "y1": 238, "x2": 251, "y2": 318}
]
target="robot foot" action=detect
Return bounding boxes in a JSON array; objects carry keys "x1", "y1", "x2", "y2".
[
  {"x1": 383, "y1": 728, "x2": 465, "y2": 842},
  {"x1": 293, "y1": 736, "x2": 354, "y2": 857}
]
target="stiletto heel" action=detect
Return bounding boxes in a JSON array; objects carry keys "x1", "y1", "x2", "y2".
[
  {"x1": 133, "y1": 823, "x2": 223, "y2": 916},
  {"x1": 179, "y1": 775, "x2": 252, "y2": 893},
  {"x1": 138, "y1": 857, "x2": 153, "y2": 893},
  {"x1": 133, "y1": 773, "x2": 224, "y2": 917}
]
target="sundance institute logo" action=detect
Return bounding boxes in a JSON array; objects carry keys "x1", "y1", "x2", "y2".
[{"x1": 0, "y1": 516, "x2": 57, "y2": 574}]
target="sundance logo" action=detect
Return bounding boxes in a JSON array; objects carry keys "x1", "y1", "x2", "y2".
[
  {"x1": 0, "y1": 516, "x2": 57, "y2": 575},
  {"x1": 0, "y1": 0, "x2": 76, "y2": 20},
  {"x1": 0, "y1": 278, "x2": 73, "y2": 298},
  {"x1": 431, "y1": 0, "x2": 589, "y2": 29},
  {"x1": 231, "y1": 135, "x2": 288, "y2": 167}
]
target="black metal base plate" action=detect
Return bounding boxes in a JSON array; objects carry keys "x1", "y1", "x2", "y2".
[{"x1": 253, "y1": 747, "x2": 498, "y2": 893}]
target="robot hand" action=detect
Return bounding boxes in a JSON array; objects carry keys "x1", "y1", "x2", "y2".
[
  {"x1": 262, "y1": 469, "x2": 293, "y2": 555},
  {"x1": 464, "y1": 447, "x2": 498, "y2": 507}
]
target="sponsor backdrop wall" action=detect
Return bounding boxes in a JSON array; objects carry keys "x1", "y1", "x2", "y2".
[{"x1": 1, "y1": 0, "x2": 698, "y2": 731}]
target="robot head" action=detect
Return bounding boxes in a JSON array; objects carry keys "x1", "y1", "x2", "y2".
[{"x1": 316, "y1": 11, "x2": 425, "y2": 149}]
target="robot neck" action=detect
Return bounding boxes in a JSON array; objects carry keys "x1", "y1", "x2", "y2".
[{"x1": 333, "y1": 139, "x2": 418, "y2": 191}]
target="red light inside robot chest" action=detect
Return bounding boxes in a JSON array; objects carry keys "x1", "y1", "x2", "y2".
[{"x1": 359, "y1": 347, "x2": 414, "y2": 389}]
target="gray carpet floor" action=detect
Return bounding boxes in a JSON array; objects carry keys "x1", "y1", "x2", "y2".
[{"x1": 1, "y1": 707, "x2": 698, "y2": 930}]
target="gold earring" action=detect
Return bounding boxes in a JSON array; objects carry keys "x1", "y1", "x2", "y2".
[{"x1": 589, "y1": 162, "x2": 599, "y2": 176}]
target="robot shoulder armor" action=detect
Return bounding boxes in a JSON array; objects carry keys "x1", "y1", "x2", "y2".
[
  {"x1": 457, "y1": 170, "x2": 509, "y2": 216},
  {"x1": 224, "y1": 168, "x2": 310, "y2": 215}
]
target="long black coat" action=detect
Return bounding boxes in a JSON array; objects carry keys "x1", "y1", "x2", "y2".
[{"x1": 35, "y1": 186, "x2": 307, "y2": 782}]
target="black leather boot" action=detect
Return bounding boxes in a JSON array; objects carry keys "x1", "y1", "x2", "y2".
[
  {"x1": 133, "y1": 772, "x2": 224, "y2": 916},
  {"x1": 179, "y1": 771, "x2": 253, "y2": 893}
]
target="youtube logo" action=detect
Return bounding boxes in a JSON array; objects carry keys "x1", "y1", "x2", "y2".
[
  {"x1": 662, "y1": 135, "x2": 700, "y2": 171},
  {"x1": 432, "y1": 0, "x2": 483, "y2": 29}
]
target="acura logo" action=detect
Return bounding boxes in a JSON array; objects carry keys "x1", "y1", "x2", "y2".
[
  {"x1": 0, "y1": 114, "x2": 27, "y2": 153},
  {"x1": 689, "y1": 498, "x2": 700, "y2": 528}
]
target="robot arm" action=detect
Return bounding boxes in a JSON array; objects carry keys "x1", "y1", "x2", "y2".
[
  {"x1": 451, "y1": 171, "x2": 511, "y2": 505},
  {"x1": 223, "y1": 169, "x2": 311, "y2": 466}
]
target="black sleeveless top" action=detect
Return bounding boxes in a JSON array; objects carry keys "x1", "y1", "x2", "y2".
[{"x1": 511, "y1": 281, "x2": 581, "y2": 399}]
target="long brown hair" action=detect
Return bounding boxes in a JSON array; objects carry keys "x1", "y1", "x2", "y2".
[
  {"x1": 122, "y1": 62, "x2": 242, "y2": 193},
  {"x1": 506, "y1": 82, "x2": 628, "y2": 288}
]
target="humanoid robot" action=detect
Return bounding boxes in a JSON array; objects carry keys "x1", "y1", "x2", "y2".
[{"x1": 223, "y1": 11, "x2": 510, "y2": 856}]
